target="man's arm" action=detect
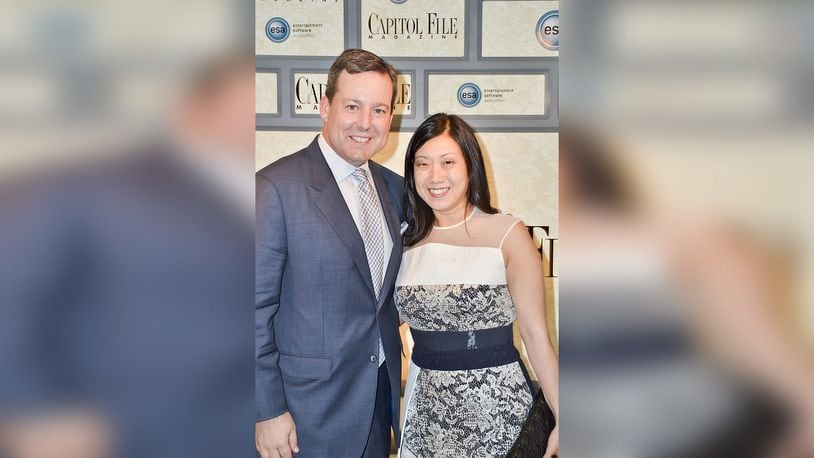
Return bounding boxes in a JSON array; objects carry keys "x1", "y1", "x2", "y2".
[
  {"x1": 255, "y1": 175, "x2": 299, "y2": 457},
  {"x1": 255, "y1": 175, "x2": 289, "y2": 419},
  {"x1": 0, "y1": 185, "x2": 112, "y2": 458}
]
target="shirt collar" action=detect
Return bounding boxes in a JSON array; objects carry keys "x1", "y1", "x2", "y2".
[{"x1": 318, "y1": 134, "x2": 371, "y2": 183}]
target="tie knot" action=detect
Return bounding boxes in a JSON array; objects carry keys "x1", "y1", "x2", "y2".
[
  {"x1": 352, "y1": 168, "x2": 368, "y2": 181},
  {"x1": 353, "y1": 167, "x2": 367, "y2": 180}
]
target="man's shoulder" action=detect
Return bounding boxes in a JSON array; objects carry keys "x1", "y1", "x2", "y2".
[
  {"x1": 370, "y1": 161, "x2": 403, "y2": 186},
  {"x1": 256, "y1": 142, "x2": 317, "y2": 182}
]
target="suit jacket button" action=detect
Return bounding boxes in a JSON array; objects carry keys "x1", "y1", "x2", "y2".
[{"x1": 369, "y1": 355, "x2": 376, "y2": 363}]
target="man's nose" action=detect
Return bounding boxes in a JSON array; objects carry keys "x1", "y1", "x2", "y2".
[{"x1": 356, "y1": 109, "x2": 371, "y2": 130}]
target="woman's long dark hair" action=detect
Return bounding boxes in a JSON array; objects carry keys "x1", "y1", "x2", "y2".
[{"x1": 403, "y1": 113, "x2": 497, "y2": 246}]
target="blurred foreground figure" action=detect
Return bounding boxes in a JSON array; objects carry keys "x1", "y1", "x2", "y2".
[
  {"x1": 558, "y1": 126, "x2": 814, "y2": 457},
  {"x1": 0, "y1": 55, "x2": 255, "y2": 457}
]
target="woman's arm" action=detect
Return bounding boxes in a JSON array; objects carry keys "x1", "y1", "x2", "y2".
[{"x1": 503, "y1": 222, "x2": 560, "y2": 435}]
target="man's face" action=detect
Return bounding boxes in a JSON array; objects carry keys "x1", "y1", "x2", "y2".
[{"x1": 319, "y1": 70, "x2": 394, "y2": 167}]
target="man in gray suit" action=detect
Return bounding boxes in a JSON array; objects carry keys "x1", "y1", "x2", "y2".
[{"x1": 255, "y1": 49, "x2": 404, "y2": 458}]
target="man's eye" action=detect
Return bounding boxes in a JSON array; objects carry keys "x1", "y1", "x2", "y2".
[{"x1": 346, "y1": 105, "x2": 358, "y2": 112}]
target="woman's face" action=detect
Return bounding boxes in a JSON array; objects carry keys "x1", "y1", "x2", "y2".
[{"x1": 413, "y1": 133, "x2": 470, "y2": 224}]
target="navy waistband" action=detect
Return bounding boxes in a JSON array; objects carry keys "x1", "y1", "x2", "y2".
[{"x1": 410, "y1": 325, "x2": 520, "y2": 371}]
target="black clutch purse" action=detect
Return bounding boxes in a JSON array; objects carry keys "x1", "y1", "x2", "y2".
[{"x1": 506, "y1": 389, "x2": 556, "y2": 457}]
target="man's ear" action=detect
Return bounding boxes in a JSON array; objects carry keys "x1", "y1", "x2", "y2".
[{"x1": 319, "y1": 96, "x2": 330, "y2": 122}]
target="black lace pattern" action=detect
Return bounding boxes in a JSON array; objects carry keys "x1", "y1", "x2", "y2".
[
  {"x1": 403, "y1": 363, "x2": 533, "y2": 457},
  {"x1": 396, "y1": 284, "x2": 515, "y2": 331}
]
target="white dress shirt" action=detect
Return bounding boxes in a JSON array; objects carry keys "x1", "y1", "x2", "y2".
[
  {"x1": 318, "y1": 135, "x2": 392, "y2": 365},
  {"x1": 318, "y1": 135, "x2": 393, "y2": 276}
]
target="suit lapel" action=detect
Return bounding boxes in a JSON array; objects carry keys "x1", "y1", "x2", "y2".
[
  {"x1": 306, "y1": 140, "x2": 376, "y2": 298},
  {"x1": 369, "y1": 163, "x2": 402, "y2": 311}
]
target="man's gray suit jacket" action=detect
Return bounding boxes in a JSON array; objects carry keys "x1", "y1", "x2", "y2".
[{"x1": 256, "y1": 137, "x2": 404, "y2": 457}]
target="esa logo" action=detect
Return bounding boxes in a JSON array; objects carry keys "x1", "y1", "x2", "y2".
[
  {"x1": 536, "y1": 10, "x2": 559, "y2": 50},
  {"x1": 457, "y1": 83, "x2": 481, "y2": 108},
  {"x1": 265, "y1": 17, "x2": 290, "y2": 43}
]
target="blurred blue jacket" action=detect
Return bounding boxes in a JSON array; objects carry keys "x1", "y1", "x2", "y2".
[{"x1": 0, "y1": 147, "x2": 254, "y2": 457}]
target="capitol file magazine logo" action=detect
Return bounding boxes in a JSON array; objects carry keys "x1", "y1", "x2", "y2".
[
  {"x1": 536, "y1": 10, "x2": 559, "y2": 50},
  {"x1": 265, "y1": 17, "x2": 291, "y2": 43},
  {"x1": 457, "y1": 83, "x2": 481, "y2": 108}
]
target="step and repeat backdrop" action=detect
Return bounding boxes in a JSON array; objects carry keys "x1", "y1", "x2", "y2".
[{"x1": 255, "y1": 0, "x2": 559, "y2": 357}]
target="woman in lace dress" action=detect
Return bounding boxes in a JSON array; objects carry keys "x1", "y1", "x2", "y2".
[{"x1": 396, "y1": 113, "x2": 559, "y2": 457}]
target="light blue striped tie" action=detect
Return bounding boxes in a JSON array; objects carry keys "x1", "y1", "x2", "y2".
[
  {"x1": 352, "y1": 168, "x2": 385, "y2": 299},
  {"x1": 352, "y1": 168, "x2": 386, "y2": 366}
]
